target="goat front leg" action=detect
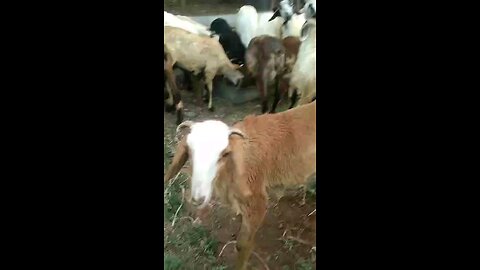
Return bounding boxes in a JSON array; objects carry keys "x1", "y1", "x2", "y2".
[
  {"x1": 165, "y1": 68, "x2": 184, "y2": 124},
  {"x1": 235, "y1": 196, "x2": 267, "y2": 270},
  {"x1": 205, "y1": 73, "x2": 215, "y2": 112},
  {"x1": 270, "y1": 77, "x2": 287, "y2": 113},
  {"x1": 289, "y1": 88, "x2": 298, "y2": 109},
  {"x1": 164, "y1": 82, "x2": 175, "y2": 112},
  {"x1": 256, "y1": 73, "x2": 268, "y2": 114}
]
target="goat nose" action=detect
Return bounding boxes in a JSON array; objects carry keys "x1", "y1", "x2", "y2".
[{"x1": 191, "y1": 196, "x2": 205, "y2": 206}]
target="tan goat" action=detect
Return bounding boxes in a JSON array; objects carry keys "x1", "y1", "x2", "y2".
[
  {"x1": 164, "y1": 101, "x2": 316, "y2": 270},
  {"x1": 164, "y1": 26, "x2": 244, "y2": 112}
]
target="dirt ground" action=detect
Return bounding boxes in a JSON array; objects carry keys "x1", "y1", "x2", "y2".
[{"x1": 164, "y1": 88, "x2": 317, "y2": 270}]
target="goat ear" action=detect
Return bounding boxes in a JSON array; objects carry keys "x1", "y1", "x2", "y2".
[
  {"x1": 269, "y1": 9, "x2": 280, "y2": 21},
  {"x1": 229, "y1": 139, "x2": 252, "y2": 198},
  {"x1": 175, "y1": 120, "x2": 194, "y2": 143},
  {"x1": 229, "y1": 128, "x2": 247, "y2": 139},
  {"x1": 164, "y1": 137, "x2": 189, "y2": 183}
]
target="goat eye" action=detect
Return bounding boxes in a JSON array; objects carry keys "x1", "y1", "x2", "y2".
[{"x1": 222, "y1": 152, "x2": 230, "y2": 158}]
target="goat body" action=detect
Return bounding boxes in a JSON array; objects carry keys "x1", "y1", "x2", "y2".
[
  {"x1": 209, "y1": 18, "x2": 246, "y2": 65},
  {"x1": 235, "y1": 5, "x2": 284, "y2": 48},
  {"x1": 164, "y1": 11, "x2": 212, "y2": 36},
  {"x1": 164, "y1": 26, "x2": 243, "y2": 111},
  {"x1": 289, "y1": 20, "x2": 316, "y2": 106},
  {"x1": 164, "y1": 101, "x2": 316, "y2": 270},
  {"x1": 245, "y1": 35, "x2": 286, "y2": 113}
]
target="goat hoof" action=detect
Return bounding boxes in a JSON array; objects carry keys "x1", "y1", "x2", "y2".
[{"x1": 208, "y1": 106, "x2": 215, "y2": 112}]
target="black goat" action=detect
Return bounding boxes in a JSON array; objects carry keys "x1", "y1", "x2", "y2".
[{"x1": 209, "y1": 18, "x2": 246, "y2": 65}]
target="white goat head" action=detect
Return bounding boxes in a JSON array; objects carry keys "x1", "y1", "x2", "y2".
[
  {"x1": 175, "y1": 120, "x2": 247, "y2": 208},
  {"x1": 299, "y1": 0, "x2": 316, "y2": 19},
  {"x1": 269, "y1": 0, "x2": 294, "y2": 24}
]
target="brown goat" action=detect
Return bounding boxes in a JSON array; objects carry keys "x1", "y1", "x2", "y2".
[
  {"x1": 245, "y1": 35, "x2": 286, "y2": 114},
  {"x1": 164, "y1": 44, "x2": 183, "y2": 125},
  {"x1": 164, "y1": 101, "x2": 316, "y2": 270}
]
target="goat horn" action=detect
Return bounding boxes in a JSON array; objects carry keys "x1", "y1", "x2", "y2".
[{"x1": 229, "y1": 128, "x2": 247, "y2": 139}]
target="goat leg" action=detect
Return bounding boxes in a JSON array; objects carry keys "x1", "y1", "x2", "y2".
[
  {"x1": 205, "y1": 73, "x2": 215, "y2": 112},
  {"x1": 235, "y1": 196, "x2": 267, "y2": 270},
  {"x1": 166, "y1": 67, "x2": 184, "y2": 125},
  {"x1": 257, "y1": 73, "x2": 268, "y2": 114},
  {"x1": 289, "y1": 89, "x2": 299, "y2": 109},
  {"x1": 270, "y1": 78, "x2": 284, "y2": 113}
]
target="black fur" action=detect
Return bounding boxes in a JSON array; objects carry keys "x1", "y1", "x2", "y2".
[{"x1": 209, "y1": 18, "x2": 246, "y2": 65}]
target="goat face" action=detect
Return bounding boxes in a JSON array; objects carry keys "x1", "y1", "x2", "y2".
[
  {"x1": 269, "y1": 0, "x2": 294, "y2": 23},
  {"x1": 299, "y1": 0, "x2": 316, "y2": 19},
  {"x1": 209, "y1": 18, "x2": 232, "y2": 35},
  {"x1": 222, "y1": 65, "x2": 244, "y2": 87},
  {"x1": 176, "y1": 120, "x2": 247, "y2": 208}
]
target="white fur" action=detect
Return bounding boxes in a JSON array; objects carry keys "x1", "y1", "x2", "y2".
[
  {"x1": 235, "y1": 5, "x2": 285, "y2": 48},
  {"x1": 164, "y1": 11, "x2": 212, "y2": 36},
  {"x1": 279, "y1": 0, "x2": 294, "y2": 18},
  {"x1": 281, "y1": 13, "x2": 306, "y2": 38},
  {"x1": 235, "y1": 5, "x2": 258, "y2": 48},
  {"x1": 186, "y1": 120, "x2": 230, "y2": 208},
  {"x1": 289, "y1": 21, "x2": 316, "y2": 104},
  {"x1": 300, "y1": 0, "x2": 316, "y2": 20},
  {"x1": 256, "y1": 12, "x2": 283, "y2": 37}
]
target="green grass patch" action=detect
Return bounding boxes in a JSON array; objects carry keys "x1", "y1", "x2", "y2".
[
  {"x1": 295, "y1": 259, "x2": 314, "y2": 270},
  {"x1": 306, "y1": 180, "x2": 316, "y2": 198},
  {"x1": 164, "y1": 253, "x2": 183, "y2": 270}
]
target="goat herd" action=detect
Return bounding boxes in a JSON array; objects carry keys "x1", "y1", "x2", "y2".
[{"x1": 164, "y1": 1, "x2": 317, "y2": 269}]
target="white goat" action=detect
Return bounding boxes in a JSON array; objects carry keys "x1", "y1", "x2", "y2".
[
  {"x1": 270, "y1": 0, "x2": 307, "y2": 38},
  {"x1": 164, "y1": 101, "x2": 316, "y2": 270},
  {"x1": 289, "y1": 20, "x2": 316, "y2": 106},
  {"x1": 164, "y1": 11, "x2": 212, "y2": 37},
  {"x1": 235, "y1": 5, "x2": 284, "y2": 48},
  {"x1": 299, "y1": 0, "x2": 317, "y2": 20}
]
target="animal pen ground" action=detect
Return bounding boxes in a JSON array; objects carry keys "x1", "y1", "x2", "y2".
[{"x1": 164, "y1": 1, "x2": 316, "y2": 269}]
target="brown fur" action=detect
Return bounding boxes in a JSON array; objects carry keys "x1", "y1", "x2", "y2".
[
  {"x1": 245, "y1": 35, "x2": 286, "y2": 114},
  {"x1": 279, "y1": 36, "x2": 301, "y2": 109},
  {"x1": 164, "y1": 101, "x2": 316, "y2": 270}
]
